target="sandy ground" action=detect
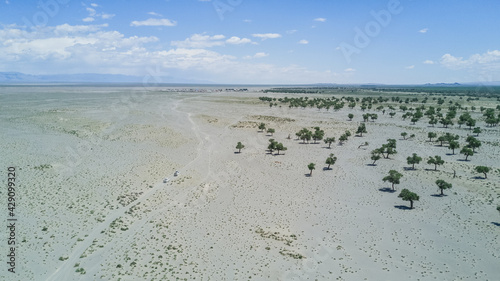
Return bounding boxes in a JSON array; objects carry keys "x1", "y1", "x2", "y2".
[{"x1": 0, "y1": 86, "x2": 499, "y2": 281}]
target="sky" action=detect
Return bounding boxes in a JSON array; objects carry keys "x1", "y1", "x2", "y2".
[{"x1": 0, "y1": 0, "x2": 499, "y2": 84}]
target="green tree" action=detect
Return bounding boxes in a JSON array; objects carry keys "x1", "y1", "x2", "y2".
[
  {"x1": 475, "y1": 166, "x2": 490, "y2": 179},
  {"x1": 448, "y1": 141, "x2": 460, "y2": 154},
  {"x1": 437, "y1": 135, "x2": 446, "y2": 146},
  {"x1": 398, "y1": 189, "x2": 419, "y2": 209},
  {"x1": 473, "y1": 127, "x2": 482, "y2": 136},
  {"x1": 466, "y1": 136, "x2": 481, "y2": 152},
  {"x1": 267, "y1": 139, "x2": 277, "y2": 154},
  {"x1": 356, "y1": 123, "x2": 367, "y2": 137},
  {"x1": 465, "y1": 118, "x2": 476, "y2": 130},
  {"x1": 401, "y1": 132, "x2": 408, "y2": 140},
  {"x1": 348, "y1": 113, "x2": 354, "y2": 121},
  {"x1": 440, "y1": 118, "x2": 453, "y2": 128},
  {"x1": 428, "y1": 132, "x2": 437, "y2": 142},
  {"x1": 297, "y1": 128, "x2": 312, "y2": 144},
  {"x1": 370, "y1": 150, "x2": 381, "y2": 165},
  {"x1": 312, "y1": 128, "x2": 325, "y2": 143},
  {"x1": 460, "y1": 147, "x2": 473, "y2": 161},
  {"x1": 380, "y1": 139, "x2": 397, "y2": 159},
  {"x1": 406, "y1": 153, "x2": 422, "y2": 170},
  {"x1": 275, "y1": 143, "x2": 287, "y2": 155},
  {"x1": 267, "y1": 128, "x2": 275, "y2": 136},
  {"x1": 235, "y1": 142, "x2": 245, "y2": 153},
  {"x1": 383, "y1": 170, "x2": 403, "y2": 190},
  {"x1": 389, "y1": 112, "x2": 396, "y2": 118},
  {"x1": 324, "y1": 137, "x2": 335, "y2": 148},
  {"x1": 427, "y1": 156, "x2": 444, "y2": 171},
  {"x1": 325, "y1": 154, "x2": 337, "y2": 170},
  {"x1": 435, "y1": 179, "x2": 452, "y2": 196},
  {"x1": 428, "y1": 117, "x2": 437, "y2": 127},
  {"x1": 258, "y1": 123, "x2": 266, "y2": 132},
  {"x1": 308, "y1": 163, "x2": 316, "y2": 176},
  {"x1": 338, "y1": 134, "x2": 348, "y2": 145}
]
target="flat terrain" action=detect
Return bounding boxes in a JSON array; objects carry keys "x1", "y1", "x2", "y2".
[{"x1": 0, "y1": 86, "x2": 499, "y2": 281}]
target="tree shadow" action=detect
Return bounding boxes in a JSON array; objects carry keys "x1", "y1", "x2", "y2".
[
  {"x1": 403, "y1": 167, "x2": 416, "y2": 171},
  {"x1": 491, "y1": 222, "x2": 500, "y2": 227},
  {"x1": 304, "y1": 173, "x2": 311, "y2": 177},
  {"x1": 394, "y1": 205, "x2": 412, "y2": 210},
  {"x1": 233, "y1": 151, "x2": 241, "y2": 154},
  {"x1": 366, "y1": 163, "x2": 376, "y2": 166},
  {"x1": 424, "y1": 168, "x2": 436, "y2": 171},
  {"x1": 322, "y1": 167, "x2": 332, "y2": 171},
  {"x1": 472, "y1": 176, "x2": 485, "y2": 180},
  {"x1": 431, "y1": 194, "x2": 448, "y2": 197},
  {"x1": 379, "y1": 188, "x2": 396, "y2": 193},
  {"x1": 457, "y1": 159, "x2": 469, "y2": 162},
  {"x1": 445, "y1": 153, "x2": 455, "y2": 156}
]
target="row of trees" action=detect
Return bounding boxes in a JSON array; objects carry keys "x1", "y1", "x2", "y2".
[{"x1": 259, "y1": 92, "x2": 500, "y2": 130}]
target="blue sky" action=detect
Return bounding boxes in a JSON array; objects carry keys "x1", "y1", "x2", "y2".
[{"x1": 0, "y1": 0, "x2": 499, "y2": 84}]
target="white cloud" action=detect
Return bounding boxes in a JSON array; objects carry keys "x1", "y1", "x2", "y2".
[
  {"x1": 226, "y1": 36, "x2": 252, "y2": 45},
  {"x1": 243, "y1": 19, "x2": 252, "y2": 23},
  {"x1": 286, "y1": 30, "x2": 297, "y2": 34},
  {"x1": 244, "y1": 52, "x2": 269, "y2": 59},
  {"x1": 419, "y1": 28, "x2": 428, "y2": 33},
  {"x1": 148, "y1": 12, "x2": 163, "y2": 17},
  {"x1": 440, "y1": 50, "x2": 500, "y2": 70},
  {"x1": 54, "y1": 24, "x2": 108, "y2": 35},
  {"x1": 405, "y1": 65, "x2": 415, "y2": 69},
  {"x1": 423, "y1": 60, "x2": 434, "y2": 64},
  {"x1": 0, "y1": 24, "x2": 335, "y2": 84},
  {"x1": 171, "y1": 33, "x2": 225, "y2": 48},
  {"x1": 172, "y1": 34, "x2": 252, "y2": 48},
  {"x1": 253, "y1": 52, "x2": 268, "y2": 58},
  {"x1": 314, "y1": 18, "x2": 327, "y2": 22},
  {"x1": 0, "y1": 24, "x2": 158, "y2": 63},
  {"x1": 101, "y1": 13, "x2": 115, "y2": 20},
  {"x1": 86, "y1": 7, "x2": 97, "y2": 17},
  {"x1": 298, "y1": 39, "x2": 308, "y2": 44},
  {"x1": 83, "y1": 5, "x2": 115, "y2": 21},
  {"x1": 344, "y1": 68, "x2": 355, "y2": 72},
  {"x1": 130, "y1": 18, "x2": 177, "y2": 27},
  {"x1": 252, "y1": 33, "x2": 282, "y2": 40}
]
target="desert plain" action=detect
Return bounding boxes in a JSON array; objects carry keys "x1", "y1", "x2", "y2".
[{"x1": 0, "y1": 85, "x2": 499, "y2": 281}]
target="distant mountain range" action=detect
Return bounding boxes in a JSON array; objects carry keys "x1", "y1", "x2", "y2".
[
  {"x1": 0, "y1": 72, "x2": 211, "y2": 84},
  {"x1": 1, "y1": 72, "x2": 500, "y2": 86}
]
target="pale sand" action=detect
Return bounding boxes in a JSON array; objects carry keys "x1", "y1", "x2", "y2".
[{"x1": 0, "y1": 86, "x2": 499, "y2": 280}]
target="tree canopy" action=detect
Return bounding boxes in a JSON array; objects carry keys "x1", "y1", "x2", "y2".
[
  {"x1": 435, "y1": 179, "x2": 452, "y2": 196},
  {"x1": 236, "y1": 142, "x2": 245, "y2": 153},
  {"x1": 383, "y1": 170, "x2": 403, "y2": 190},
  {"x1": 398, "y1": 189, "x2": 419, "y2": 209},
  {"x1": 475, "y1": 166, "x2": 490, "y2": 179},
  {"x1": 406, "y1": 153, "x2": 422, "y2": 170}
]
